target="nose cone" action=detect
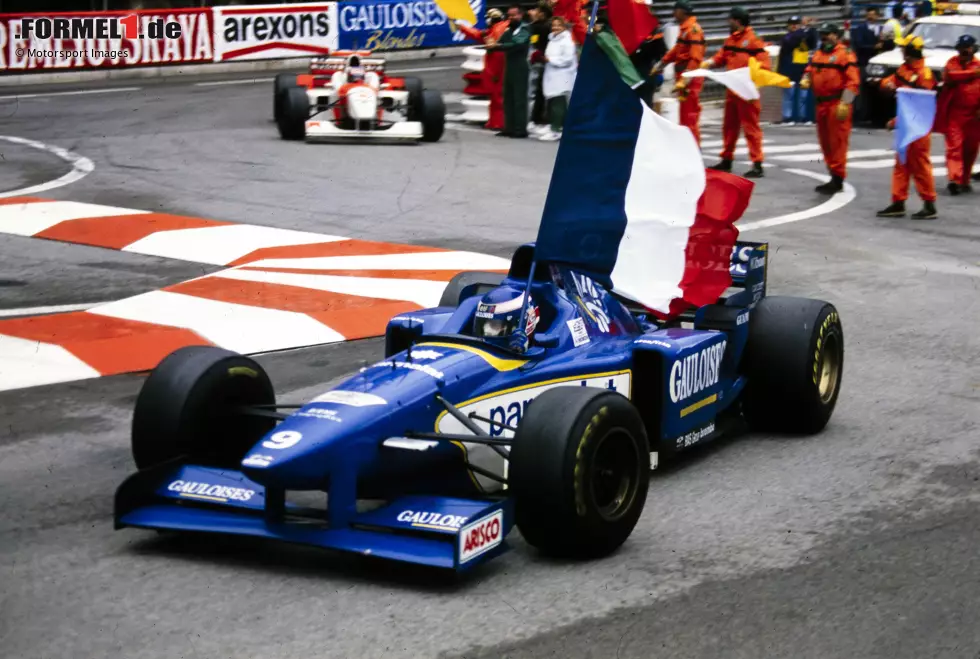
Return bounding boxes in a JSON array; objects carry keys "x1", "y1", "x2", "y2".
[
  {"x1": 240, "y1": 346, "x2": 506, "y2": 489},
  {"x1": 240, "y1": 391, "x2": 398, "y2": 489}
]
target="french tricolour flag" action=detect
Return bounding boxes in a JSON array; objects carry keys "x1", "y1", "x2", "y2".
[{"x1": 535, "y1": 31, "x2": 754, "y2": 317}]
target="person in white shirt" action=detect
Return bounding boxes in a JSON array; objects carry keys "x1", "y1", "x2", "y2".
[{"x1": 539, "y1": 16, "x2": 578, "y2": 141}]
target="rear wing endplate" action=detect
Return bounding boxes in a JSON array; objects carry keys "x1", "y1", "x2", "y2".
[{"x1": 728, "y1": 241, "x2": 768, "y2": 308}]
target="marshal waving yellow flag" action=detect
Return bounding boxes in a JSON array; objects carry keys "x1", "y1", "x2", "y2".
[
  {"x1": 749, "y1": 57, "x2": 793, "y2": 89},
  {"x1": 435, "y1": 0, "x2": 477, "y2": 32}
]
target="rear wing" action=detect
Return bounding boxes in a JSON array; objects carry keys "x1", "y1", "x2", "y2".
[
  {"x1": 310, "y1": 53, "x2": 386, "y2": 76},
  {"x1": 727, "y1": 240, "x2": 768, "y2": 308}
]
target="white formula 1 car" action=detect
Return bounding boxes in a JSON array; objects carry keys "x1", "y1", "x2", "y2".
[{"x1": 274, "y1": 51, "x2": 446, "y2": 143}]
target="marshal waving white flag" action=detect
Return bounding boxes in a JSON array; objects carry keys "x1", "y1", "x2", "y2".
[
  {"x1": 682, "y1": 66, "x2": 760, "y2": 101},
  {"x1": 682, "y1": 58, "x2": 793, "y2": 102}
]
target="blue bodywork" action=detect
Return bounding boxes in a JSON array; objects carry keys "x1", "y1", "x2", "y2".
[{"x1": 115, "y1": 240, "x2": 769, "y2": 571}]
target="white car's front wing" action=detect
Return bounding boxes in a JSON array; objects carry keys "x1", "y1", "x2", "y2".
[{"x1": 304, "y1": 118, "x2": 424, "y2": 142}]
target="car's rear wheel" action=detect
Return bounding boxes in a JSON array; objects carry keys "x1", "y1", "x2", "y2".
[
  {"x1": 439, "y1": 271, "x2": 506, "y2": 307},
  {"x1": 509, "y1": 387, "x2": 650, "y2": 558},
  {"x1": 419, "y1": 89, "x2": 446, "y2": 142},
  {"x1": 276, "y1": 87, "x2": 309, "y2": 141},
  {"x1": 131, "y1": 346, "x2": 276, "y2": 470},
  {"x1": 273, "y1": 73, "x2": 299, "y2": 121},
  {"x1": 741, "y1": 296, "x2": 844, "y2": 434}
]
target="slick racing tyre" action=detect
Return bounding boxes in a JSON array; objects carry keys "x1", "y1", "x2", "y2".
[
  {"x1": 403, "y1": 76, "x2": 424, "y2": 120},
  {"x1": 439, "y1": 271, "x2": 506, "y2": 307},
  {"x1": 276, "y1": 87, "x2": 309, "y2": 141},
  {"x1": 741, "y1": 296, "x2": 844, "y2": 434},
  {"x1": 419, "y1": 90, "x2": 446, "y2": 142},
  {"x1": 132, "y1": 346, "x2": 276, "y2": 470},
  {"x1": 273, "y1": 73, "x2": 299, "y2": 122},
  {"x1": 509, "y1": 387, "x2": 650, "y2": 559}
]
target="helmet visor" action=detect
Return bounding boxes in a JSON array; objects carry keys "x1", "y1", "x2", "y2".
[{"x1": 474, "y1": 316, "x2": 517, "y2": 338}]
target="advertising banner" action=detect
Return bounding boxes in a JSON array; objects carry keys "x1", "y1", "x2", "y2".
[
  {"x1": 337, "y1": 0, "x2": 485, "y2": 52},
  {"x1": 0, "y1": 9, "x2": 213, "y2": 72},
  {"x1": 212, "y1": 3, "x2": 338, "y2": 62}
]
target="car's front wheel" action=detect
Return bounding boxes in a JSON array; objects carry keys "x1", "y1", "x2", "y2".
[
  {"x1": 509, "y1": 387, "x2": 650, "y2": 558},
  {"x1": 273, "y1": 73, "x2": 299, "y2": 121},
  {"x1": 131, "y1": 346, "x2": 276, "y2": 470},
  {"x1": 419, "y1": 89, "x2": 446, "y2": 142},
  {"x1": 276, "y1": 87, "x2": 309, "y2": 141}
]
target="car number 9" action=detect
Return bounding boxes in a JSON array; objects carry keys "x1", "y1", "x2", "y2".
[{"x1": 262, "y1": 430, "x2": 303, "y2": 450}]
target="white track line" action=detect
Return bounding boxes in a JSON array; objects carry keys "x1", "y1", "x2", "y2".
[
  {"x1": 215, "y1": 267, "x2": 449, "y2": 308},
  {"x1": 700, "y1": 138, "x2": 772, "y2": 149},
  {"x1": 90, "y1": 290, "x2": 345, "y2": 354},
  {"x1": 775, "y1": 148, "x2": 896, "y2": 162},
  {"x1": 245, "y1": 250, "x2": 510, "y2": 271},
  {"x1": 0, "y1": 136, "x2": 95, "y2": 199},
  {"x1": 195, "y1": 78, "x2": 274, "y2": 87},
  {"x1": 0, "y1": 302, "x2": 107, "y2": 318},
  {"x1": 122, "y1": 224, "x2": 347, "y2": 265},
  {"x1": 388, "y1": 66, "x2": 458, "y2": 74},
  {"x1": 0, "y1": 334, "x2": 102, "y2": 391},
  {"x1": 738, "y1": 168, "x2": 857, "y2": 232},
  {"x1": 0, "y1": 87, "x2": 141, "y2": 100},
  {"x1": 0, "y1": 199, "x2": 142, "y2": 235}
]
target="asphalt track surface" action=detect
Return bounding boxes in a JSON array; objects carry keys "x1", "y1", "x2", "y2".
[{"x1": 2, "y1": 61, "x2": 980, "y2": 659}]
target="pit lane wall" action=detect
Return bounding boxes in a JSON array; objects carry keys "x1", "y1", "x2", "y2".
[{"x1": 0, "y1": 0, "x2": 483, "y2": 80}]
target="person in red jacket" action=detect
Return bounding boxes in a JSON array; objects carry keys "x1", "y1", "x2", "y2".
[
  {"x1": 457, "y1": 9, "x2": 509, "y2": 131},
  {"x1": 800, "y1": 22, "x2": 860, "y2": 194},
  {"x1": 941, "y1": 34, "x2": 980, "y2": 194},
  {"x1": 876, "y1": 37, "x2": 938, "y2": 219},
  {"x1": 701, "y1": 6, "x2": 771, "y2": 178},
  {"x1": 653, "y1": 1, "x2": 705, "y2": 145}
]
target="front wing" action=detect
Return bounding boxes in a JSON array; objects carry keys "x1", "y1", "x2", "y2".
[
  {"x1": 115, "y1": 462, "x2": 512, "y2": 571},
  {"x1": 305, "y1": 117, "x2": 423, "y2": 142}
]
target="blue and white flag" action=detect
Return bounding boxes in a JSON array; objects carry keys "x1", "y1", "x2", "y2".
[
  {"x1": 534, "y1": 33, "x2": 752, "y2": 316},
  {"x1": 894, "y1": 87, "x2": 937, "y2": 164}
]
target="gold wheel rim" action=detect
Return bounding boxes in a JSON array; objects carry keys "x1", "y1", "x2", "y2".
[{"x1": 817, "y1": 333, "x2": 841, "y2": 404}]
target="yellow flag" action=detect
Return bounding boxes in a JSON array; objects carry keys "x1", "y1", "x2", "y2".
[
  {"x1": 749, "y1": 57, "x2": 793, "y2": 89},
  {"x1": 434, "y1": 0, "x2": 477, "y2": 32}
]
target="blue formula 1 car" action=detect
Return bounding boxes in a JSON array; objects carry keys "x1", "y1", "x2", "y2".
[{"x1": 114, "y1": 240, "x2": 845, "y2": 572}]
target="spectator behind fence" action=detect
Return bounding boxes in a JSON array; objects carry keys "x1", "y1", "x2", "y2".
[
  {"x1": 880, "y1": 4, "x2": 904, "y2": 50},
  {"x1": 778, "y1": 15, "x2": 818, "y2": 124},
  {"x1": 550, "y1": 0, "x2": 587, "y2": 45},
  {"x1": 539, "y1": 16, "x2": 578, "y2": 141},
  {"x1": 528, "y1": 2, "x2": 553, "y2": 135},
  {"x1": 850, "y1": 6, "x2": 883, "y2": 124},
  {"x1": 487, "y1": 4, "x2": 531, "y2": 138}
]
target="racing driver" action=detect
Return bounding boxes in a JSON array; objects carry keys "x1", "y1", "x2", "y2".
[{"x1": 473, "y1": 285, "x2": 541, "y2": 353}]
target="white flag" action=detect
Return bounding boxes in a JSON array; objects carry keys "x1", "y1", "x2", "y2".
[{"x1": 682, "y1": 66, "x2": 760, "y2": 101}]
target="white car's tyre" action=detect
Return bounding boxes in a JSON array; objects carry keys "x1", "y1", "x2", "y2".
[
  {"x1": 276, "y1": 87, "x2": 309, "y2": 141},
  {"x1": 420, "y1": 90, "x2": 446, "y2": 142}
]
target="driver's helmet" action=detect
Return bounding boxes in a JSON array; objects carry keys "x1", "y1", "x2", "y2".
[
  {"x1": 348, "y1": 65, "x2": 366, "y2": 83},
  {"x1": 473, "y1": 285, "x2": 540, "y2": 349}
]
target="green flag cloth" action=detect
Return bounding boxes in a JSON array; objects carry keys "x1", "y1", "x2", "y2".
[{"x1": 594, "y1": 28, "x2": 644, "y2": 89}]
